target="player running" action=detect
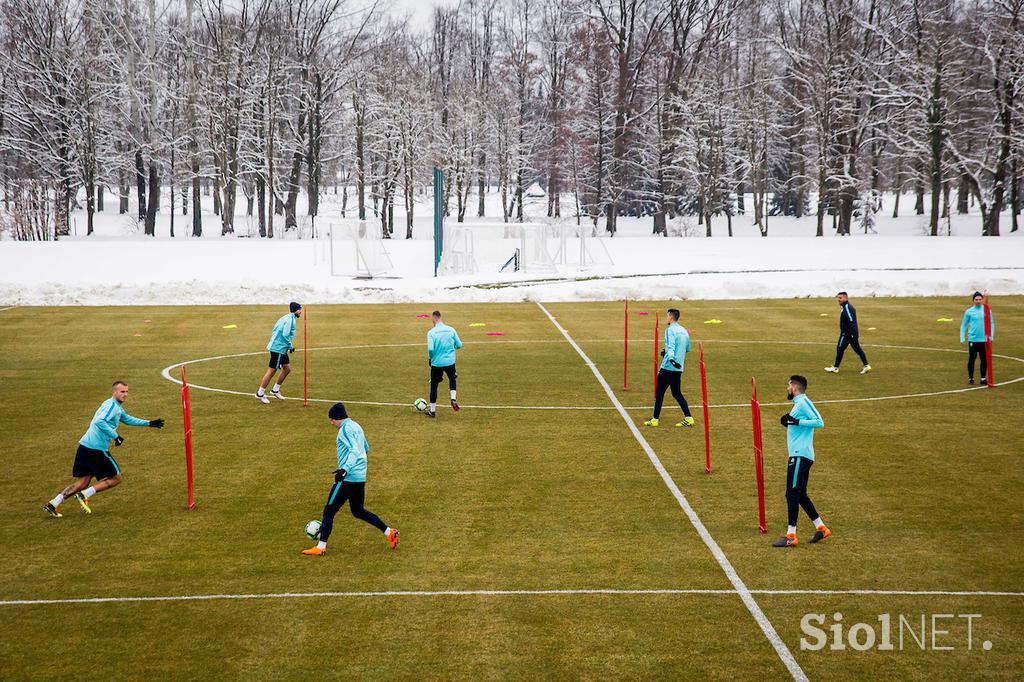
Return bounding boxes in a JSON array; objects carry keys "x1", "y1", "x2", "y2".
[
  {"x1": 644, "y1": 308, "x2": 695, "y2": 428},
  {"x1": 257, "y1": 301, "x2": 302, "y2": 403},
  {"x1": 772, "y1": 375, "x2": 830, "y2": 547},
  {"x1": 302, "y1": 402, "x2": 399, "y2": 556},
  {"x1": 43, "y1": 381, "x2": 164, "y2": 517},
  {"x1": 425, "y1": 310, "x2": 462, "y2": 418},
  {"x1": 960, "y1": 291, "x2": 994, "y2": 385},
  {"x1": 824, "y1": 292, "x2": 871, "y2": 374}
]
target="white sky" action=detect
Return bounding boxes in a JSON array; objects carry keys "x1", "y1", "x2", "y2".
[{"x1": 382, "y1": 0, "x2": 461, "y2": 30}]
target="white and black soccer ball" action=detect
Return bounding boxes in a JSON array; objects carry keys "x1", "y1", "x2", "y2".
[
  {"x1": 413, "y1": 398, "x2": 428, "y2": 412},
  {"x1": 304, "y1": 519, "x2": 321, "y2": 540}
]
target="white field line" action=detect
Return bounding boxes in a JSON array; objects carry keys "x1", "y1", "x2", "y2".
[
  {"x1": 160, "y1": 340, "x2": 1024, "y2": 411},
  {"x1": 535, "y1": 302, "x2": 808, "y2": 682},
  {"x1": 0, "y1": 305, "x2": 17, "y2": 312},
  {"x1": 2, "y1": 587, "x2": 1021, "y2": 607}
]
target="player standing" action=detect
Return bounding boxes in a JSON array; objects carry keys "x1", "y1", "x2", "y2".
[
  {"x1": 425, "y1": 310, "x2": 462, "y2": 418},
  {"x1": 43, "y1": 381, "x2": 164, "y2": 517},
  {"x1": 772, "y1": 375, "x2": 830, "y2": 547},
  {"x1": 257, "y1": 302, "x2": 302, "y2": 404},
  {"x1": 824, "y1": 292, "x2": 871, "y2": 374},
  {"x1": 302, "y1": 402, "x2": 399, "y2": 556},
  {"x1": 960, "y1": 291, "x2": 994, "y2": 385},
  {"x1": 644, "y1": 308, "x2": 695, "y2": 428}
]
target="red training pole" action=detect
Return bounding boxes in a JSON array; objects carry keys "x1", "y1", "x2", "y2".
[
  {"x1": 751, "y1": 377, "x2": 766, "y2": 534},
  {"x1": 180, "y1": 366, "x2": 196, "y2": 511},
  {"x1": 623, "y1": 298, "x2": 629, "y2": 391},
  {"x1": 303, "y1": 306, "x2": 309, "y2": 406},
  {"x1": 983, "y1": 295, "x2": 995, "y2": 388},
  {"x1": 699, "y1": 342, "x2": 711, "y2": 474},
  {"x1": 653, "y1": 316, "x2": 660, "y2": 399}
]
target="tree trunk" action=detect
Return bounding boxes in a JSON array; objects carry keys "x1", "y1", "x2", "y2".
[
  {"x1": 96, "y1": 185, "x2": 104, "y2": 212},
  {"x1": 135, "y1": 149, "x2": 147, "y2": 222},
  {"x1": 119, "y1": 167, "x2": 129, "y2": 214},
  {"x1": 145, "y1": 161, "x2": 158, "y2": 235}
]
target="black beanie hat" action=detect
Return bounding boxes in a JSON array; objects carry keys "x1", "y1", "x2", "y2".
[
  {"x1": 290, "y1": 301, "x2": 302, "y2": 313},
  {"x1": 972, "y1": 291, "x2": 983, "y2": 300},
  {"x1": 328, "y1": 402, "x2": 347, "y2": 420}
]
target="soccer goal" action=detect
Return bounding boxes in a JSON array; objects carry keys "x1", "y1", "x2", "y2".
[
  {"x1": 438, "y1": 224, "x2": 479, "y2": 276},
  {"x1": 517, "y1": 223, "x2": 558, "y2": 274},
  {"x1": 328, "y1": 220, "x2": 394, "y2": 278},
  {"x1": 550, "y1": 222, "x2": 614, "y2": 270}
]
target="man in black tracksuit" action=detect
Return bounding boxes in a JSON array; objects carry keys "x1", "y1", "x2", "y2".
[{"x1": 825, "y1": 292, "x2": 872, "y2": 375}]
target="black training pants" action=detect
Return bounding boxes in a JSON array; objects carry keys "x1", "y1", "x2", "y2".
[
  {"x1": 785, "y1": 456, "x2": 819, "y2": 527},
  {"x1": 429, "y1": 364, "x2": 457, "y2": 403},
  {"x1": 653, "y1": 368, "x2": 691, "y2": 419},
  {"x1": 319, "y1": 481, "x2": 387, "y2": 543},
  {"x1": 834, "y1": 334, "x2": 869, "y2": 367},
  {"x1": 968, "y1": 341, "x2": 988, "y2": 380}
]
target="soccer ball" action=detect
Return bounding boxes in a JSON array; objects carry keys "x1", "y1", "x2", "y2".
[
  {"x1": 304, "y1": 519, "x2": 321, "y2": 540},
  {"x1": 413, "y1": 398, "x2": 428, "y2": 412}
]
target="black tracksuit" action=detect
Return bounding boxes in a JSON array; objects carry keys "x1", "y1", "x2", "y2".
[{"x1": 834, "y1": 301, "x2": 869, "y2": 368}]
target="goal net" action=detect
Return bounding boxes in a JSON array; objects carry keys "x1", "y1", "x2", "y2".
[
  {"x1": 328, "y1": 220, "x2": 394, "y2": 278},
  {"x1": 438, "y1": 224, "x2": 479, "y2": 276},
  {"x1": 549, "y1": 222, "x2": 615, "y2": 270}
]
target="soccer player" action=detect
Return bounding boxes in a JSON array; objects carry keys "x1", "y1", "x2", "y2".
[
  {"x1": 772, "y1": 375, "x2": 830, "y2": 547},
  {"x1": 425, "y1": 310, "x2": 462, "y2": 418},
  {"x1": 43, "y1": 381, "x2": 164, "y2": 517},
  {"x1": 960, "y1": 291, "x2": 994, "y2": 385},
  {"x1": 824, "y1": 292, "x2": 871, "y2": 374},
  {"x1": 302, "y1": 402, "x2": 399, "y2": 556},
  {"x1": 644, "y1": 308, "x2": 695, "y2": 428},
  {"x1": 257, "y1": 301, "x2": 302, "y2": 404}
]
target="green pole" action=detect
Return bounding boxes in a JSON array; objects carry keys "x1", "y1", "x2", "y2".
[{"x1": 433, "y1": 167, "x2": 444, "y2": 276}]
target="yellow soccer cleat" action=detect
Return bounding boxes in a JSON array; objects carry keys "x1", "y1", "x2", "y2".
[
  {"x1": 74, "y1": 492, "x2": 92, "y2": 514},
  {"x1": 675, "y1": 417, "x2": 695, "y2": 427},
  {"x1": 44, "y1": 503, "x2": 62, "y2": 518},
  {"x1": 643, "y1": 418, "x2": 659, "y2": 427},
  {"x1": 301, "y1": 547, "x2": 327, "y2": 556}
]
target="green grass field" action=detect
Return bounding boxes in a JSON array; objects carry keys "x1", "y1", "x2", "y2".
[{"x1": 1, "y1": 297, "x2": 1022, "y2": 680}]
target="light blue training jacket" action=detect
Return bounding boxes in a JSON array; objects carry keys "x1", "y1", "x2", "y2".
[
  {"x1": 427, "y1": 322, "x2": 463, "y2": 367},
  {"x1": 660, "y1": 322, "x2": 691, "y2": 372},
  {"x1": 79, "y1": 398, "x2": 150, "y2": 451},
  {"x1": 267, "y1": 313, "x2": 298, "y2": 353},
  {"x1": 960, "y1": 305, "x2": 994, "y2": 343},
  {"x1": 336, "y1": 418, "x2": 369, "y2": 483},
  {"x1": 786, "y1": 393, "x2": 824, "y2": 461}
]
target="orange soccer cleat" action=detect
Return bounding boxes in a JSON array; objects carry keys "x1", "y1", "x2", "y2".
[
  {"x1": 301, "y1": 546, "x2": 327, "y2": 556},
  {"x1": 386, "y1": 528, "x2": 400, "y2": 550}
]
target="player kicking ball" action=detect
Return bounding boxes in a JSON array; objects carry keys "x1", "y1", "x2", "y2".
[
  {"x1": 44, "y1": 381, "x2": 164, "y2": 517},
  {"x1": 772, "y1": 375, "x2": 831, "y2": 547},
  {"x1": 256, "y1": 301, "x2": 302, "y2": 404},
  {"x1": 303, "y1": 402, "x2": 399, "y2": 556},
  {"x1": 425, "y1": 310, "x2": 462, "y2": 418}
]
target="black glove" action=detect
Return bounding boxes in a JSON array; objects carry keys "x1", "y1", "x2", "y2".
[
  {"x1": 780, "y1": 414, "x2": 799, "y2": 427},
  {"x1": 660, "y1": 349, "x2": 666, "y2": 358},
  {"x1": 289, "y1": 347, "x2": 295, "y2": 354},
  {"x1": 333, "y1": 468, "x2": 347, "y2": 483},
  {"x1": 669, "y1": 359, "x2": 681, "y2": 369},
  {"x1": 149, "y1": 418, "x2": 165, "y2": 429},
  {"x1": 114, "y1": 436, "x2": 124, "y2": 446}
]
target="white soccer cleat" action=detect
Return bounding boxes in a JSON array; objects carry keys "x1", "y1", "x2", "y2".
[
  {"x1": 256, "y1": 393, "x2": 270, "y2": 404},
  {"x1": 860, "y1": 365, "x2": 872, "y2": 375},
  {"x1": 824, "y1": 366, "x2": 839, "y2": 373},
  {"x1": 270, "y1": 389, "x2": 285, "y2": 400}
]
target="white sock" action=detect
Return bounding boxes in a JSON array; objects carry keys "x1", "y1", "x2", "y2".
[
  {"x1": 429, "y1": 402, "x2": 436, "y2": 412},
  {"x1": 450, "y1": 390, "x2": 456, "y2": 400},
  {"x1": 49, "y1": 493, "x2": 65, "y2": 507},
  {"x1": 83, "y1": 487, "x2": 97, "y2": 499},
  {"x1": 787, "y1": 525, "x2": 797, "y2": 535},
  {"x1": 383, "y1": 526, "x2": 391, "y2": 536},
  {"x1": 812, "y1": 517, "x2": 823, "y2": 528},
  {"x1": 257, "y1": 387, "x2": 266, "y2": 396},
  {"x1": 272, "y1": 383, "x2": 281, "y2": 392},
  {"x1": 316, "y1": 541, "x2": 327, "y2": 550}
]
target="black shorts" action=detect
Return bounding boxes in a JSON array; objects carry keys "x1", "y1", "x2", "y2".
[
  {"x1": 72, "y1": 444, "x2": 120, "y2": 480},
  {"x1": 268, "y1": 351, "x2": 291, "y2": 369}
]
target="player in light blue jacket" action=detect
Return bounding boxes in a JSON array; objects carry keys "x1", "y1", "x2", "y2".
[
  {"x1": 644, "y1": 308, "x2": 694, "y2": 428},
  {"x1": 43, "y1": 381, "x2": 164, "y2": 517},
  {"x1": 303, "y1": 403, "x2": 399, "y2": 556},
  {"x1": 425, "y1": 310, "x2": 463, "y2": 418},
  {"x1": 960, "y1": 292, "x2": 994, "y2": 385},
  {"x1": 772, "y1": 375, "x2": 830, "y2": 547},
  {"x1": 257, "y1": 302, "x2": 302, "y2": 403}
]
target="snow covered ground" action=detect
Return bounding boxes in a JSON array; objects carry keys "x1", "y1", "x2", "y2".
[{"x1": 1, "y1": 190, "x2": 1021, "y2": 305}]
